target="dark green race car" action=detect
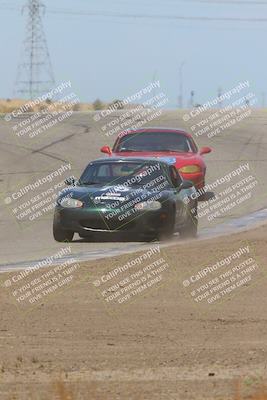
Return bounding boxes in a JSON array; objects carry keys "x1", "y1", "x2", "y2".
[{"x1": 53, "y1": 157, "x2": 198, "y2": 242}]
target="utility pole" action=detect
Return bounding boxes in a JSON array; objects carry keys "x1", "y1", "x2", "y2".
[
  {"x1": 190, "y1": 90, "x2": 195, "y2": 108},
  {"x1": 217, "y1": 87, "x2": 223, "y2": 108},
  {"x1": 152, "y1": 70, "x2": 157, "y2": 98},
  {"x1": 14, "y1": 0, "x2": 55, "y2": 100},
  {"x1": 178, "y1": 61, "x2": 185, "y2": 109},
  {"x1": 262, "y1": 92, "x2": 266, "y2": 108}
]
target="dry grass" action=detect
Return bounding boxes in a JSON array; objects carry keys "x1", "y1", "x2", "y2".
[
  {"x1": 0, "y1": 98, "x2": 141, "y2": 114},
  {"x1": 6, "y1": 380, "x2": 267, "y2": 399},
  {"x1": 54, "y1": 380, "x2": 99, "y2": 400},
  {"x1": 0, "y1": 99, "x2": 95, "y2": 114},
  {"x1": 52, "y1": 382, "x2": 267, "y2": 400},
  {"x1": 54, "y1": 381, "x2": 74, "y2": 400},
  {"x1": 234, "y1": 381, "x2": 267, "y2": 400}
]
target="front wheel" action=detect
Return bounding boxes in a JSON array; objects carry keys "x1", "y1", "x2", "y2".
[
  {"x1": 157, "y1": 211, "x2": 175, "y2": 241},
  {"x1": 179, "y1": 205, "x2": 198, "y2": 239},
  {"x1": 179, "y1": 220, "x2": 197, "y2": 239},
  {"x1": 78, "y1": 233, "x2": 94, "y2": 241},
  {"x1": 158, "y1": 223, "x2": 175, "y2": 241},
  {"x1": 53, "y1": 219, "x2": 74, "y2": 242}
]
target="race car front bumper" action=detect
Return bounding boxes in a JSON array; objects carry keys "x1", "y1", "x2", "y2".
[{"x1": 54, "y1": 205, "x2": 173, "y2": 236}]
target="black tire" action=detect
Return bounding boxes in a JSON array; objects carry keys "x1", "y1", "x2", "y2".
[
  {"x1": 78, "y1": 233, "x2": 87, "y2": 239},
  {"x1": 158, "y1": 213, "x2": 175, "y2": 241},
  {"x1": 159, "y1": 224, "x2": 175, "y2": 241},
  {"x1": 179, "y1": 204, "x2": 198, "y2": 239},
  {"x1": 53, "y1": 220, "x2": 74, "y2": 242},
  {"x1": 78, "y1": 233, "x2": 94, "y2": 241},
  {"x1": 140, "y1": 233, "x2": 157, "y2": 242},
  {"x1": 179, "y1": 220, "x2": 197, "y2": 239}
]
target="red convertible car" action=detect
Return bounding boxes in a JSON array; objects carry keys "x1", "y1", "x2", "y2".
[{"x1": 100, "y1": 127, "x2": 212, "y2": 189}]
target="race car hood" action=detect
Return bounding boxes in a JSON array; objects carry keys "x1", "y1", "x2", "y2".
[
  {"x1": 57, "y1": 184, "x2": 169, "y2": 208},
  {"x1": 112, "y1": 151, "x2": 204, "y2": 169}
]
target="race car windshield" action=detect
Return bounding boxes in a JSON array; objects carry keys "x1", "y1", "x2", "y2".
[
  {"x1": 79, "y1": 162, "x2": 171, "y2": 187},
  {"x1": 115, "y1": 132, "x2": 196, "y2": 153}
]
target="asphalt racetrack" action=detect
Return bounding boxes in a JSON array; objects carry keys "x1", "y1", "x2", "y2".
[{"x1": 0, "y1": 109, "x2": 266, "y2": 268}]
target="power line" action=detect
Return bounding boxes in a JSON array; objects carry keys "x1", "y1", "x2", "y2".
[
  {"x1": 0, "y1": 5, "x2": 20, "y2": 10},
  {"x1": 185, "y1": 0, "x2": 267, "y2": 4},
  {"x1": 46, "y1": 9, "x2": 267, "y2": 23},
  {"x1": 2, "y1": 3, "x2": 267, "y2": 23},
  {"x1": 146, "y1": 0, "x2": 267, "y2": 4}
]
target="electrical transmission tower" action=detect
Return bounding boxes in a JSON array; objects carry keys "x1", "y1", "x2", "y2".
[{"x1": 14, "y1": 0, "x2": 55, "y2": 100}]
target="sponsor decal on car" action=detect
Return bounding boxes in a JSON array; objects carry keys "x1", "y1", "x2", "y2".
[{"x1": 157, "y1": 157, "x2": 176, "y2": 165}]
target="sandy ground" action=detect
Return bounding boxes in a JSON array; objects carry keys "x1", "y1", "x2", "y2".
[{"x1": 0, "y1": 223, "x2": 267, "y2": 399}]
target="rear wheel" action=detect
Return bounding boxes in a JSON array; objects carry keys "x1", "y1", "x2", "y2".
[{"x1": 53, "y1": 219, "x2": 74, "y2": 242}]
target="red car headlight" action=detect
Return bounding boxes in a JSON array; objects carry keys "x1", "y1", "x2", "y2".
[{"x1": 179, "y1": 165, "x2": 201, "y2": 174}]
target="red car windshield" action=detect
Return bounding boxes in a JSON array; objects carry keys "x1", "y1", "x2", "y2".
[{"x1": 115, "y1": 131, "x2": 196, "y2": 153}]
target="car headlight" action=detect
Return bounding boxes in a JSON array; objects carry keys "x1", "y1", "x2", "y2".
[
  {"x1": 58, "y1": 197, "x2": 83, "y2": 208},
  {"x1": 134, "y1": 201, "x2": 162, "y2": 211},
  {"x1": 179, "y1": 165, "x2": 201, "y2": 174}
]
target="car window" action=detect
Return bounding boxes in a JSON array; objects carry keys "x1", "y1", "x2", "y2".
[
  {"x1": 112, "y1": 164, "x2": 139, "y2": 177},
  {"x1": 115, "y1": 132, "x2": 196, "y2": 153},
  {"x1": 80, "y1": 161, "x2": 172, "y2": 187},
  {"x1": 96, "y1": 164, "x2": 111, "y2": 177}
]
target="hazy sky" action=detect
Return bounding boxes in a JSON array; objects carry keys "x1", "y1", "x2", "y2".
[{"x1": 0, "y1": 0, "x2": 266, "y2": 107}]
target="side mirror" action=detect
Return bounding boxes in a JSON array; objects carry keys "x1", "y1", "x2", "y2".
[
  {"x1": 200, "y1": 146, "x2": 212, "y2": 156},
  {"x1": 65, "y1": 176, "x2": 77, "y2": 186},
  {"x1": 179, "y1": 180, "x2": 193, "y2": 190},
  {"x1": 100, "y1": 145, "x2": 112, "y2": 156}
]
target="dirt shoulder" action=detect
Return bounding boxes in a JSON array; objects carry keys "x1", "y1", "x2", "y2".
[{"x1": 0, "y1": 225, "x2": 267, "y2": 399}]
